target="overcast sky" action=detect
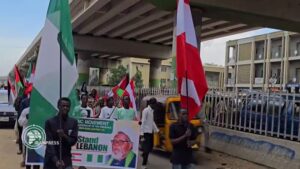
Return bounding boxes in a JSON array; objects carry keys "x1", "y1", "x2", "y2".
[{"x1": 0, "y1": 1, "x2": 278, "y2": 76}]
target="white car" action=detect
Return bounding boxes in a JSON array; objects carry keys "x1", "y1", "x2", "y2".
[{"x1": 0, "y1": 89, "x2": 17, "y2": 127}]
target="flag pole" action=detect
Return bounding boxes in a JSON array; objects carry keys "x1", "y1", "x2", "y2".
[
  {"x1": 58, "y1": 32, "x2": 63, "y2": 166},
  {"x1": 185, "y1": 70, "x2": 189, "y2": 118}
]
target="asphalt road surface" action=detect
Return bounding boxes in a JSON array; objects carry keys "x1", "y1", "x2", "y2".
[{"x1": 0, "y1": 128, "x2": 271, "y2": 169}]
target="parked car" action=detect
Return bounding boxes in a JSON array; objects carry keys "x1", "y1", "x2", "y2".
[
  {"x1": 240, "y1": 93, "x2": 300, "y2": 138},
  {"x1": 0, "y1": 90, "x2": 17, "y2": 127}
]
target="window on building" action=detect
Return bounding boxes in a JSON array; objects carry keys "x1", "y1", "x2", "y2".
[
  {"x1": 296, "y1": 42, "x2": 300, "y2": 56},
  {"x1": 228, "y1": 46, "x2": 235, "y2": 61},
  {"x1": 255, "y1": 47, "x2": 264, "y2": 60},
  {"x1": 277, "y1": 45, "x2": 282, "y2": 58},
  {"x1": 161, "y1": 66, "x2": 167, "y2": 72},
  {"x1": 161, "y1": 79, "x2": 166, "y2": 88}
]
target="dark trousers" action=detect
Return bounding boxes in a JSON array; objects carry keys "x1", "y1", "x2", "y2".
[
  {"x1": 24, "y1": 148, "x2": 40, "y2": 169},
  {"x1": 18, "y1": 125, "x2": 23, "y2": 152},
  {"x1": 26, "y1": 166, "x2": 40, "y2": 169},
  {"x1": 142, "y1": 133, "x2": 153, "y2": 165}
]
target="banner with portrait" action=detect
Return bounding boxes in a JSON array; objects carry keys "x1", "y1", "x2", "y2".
[
  {"x1": 72, "y1": 119, "x2": 140, "y2": 169},
  {"x1": 88, "y1": 67, "x2": 100, "y2": 86}
]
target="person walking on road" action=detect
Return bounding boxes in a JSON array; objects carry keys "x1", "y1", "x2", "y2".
[
  {"x1": 44, "y1": 97, "x2": 78, "y2": 169},
  {"x1": 18, "y1": 99, "x2": 40, "y2": 169},
  {"x1": 169, "y1": 109, "x2": 198, "y2": 169},
  {"x1": 140, "y1": 97, "x2": 159, "y2": 169}
]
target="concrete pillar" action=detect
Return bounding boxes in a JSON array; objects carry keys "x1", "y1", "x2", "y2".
[
  {"x1": 77, "y1": 53, "x2": 90, "y2": 86},
  {"x1": 224, "y1": 45, "x2": 229, "y2": 91},
  {"x1": 149, "y1": 59, "x2": 161, "y2": 87},
  {"x1": 283, "y1": 32, "x2": 290, "y2": 88},
  {"x1": 264, "y1": 35, "x2": 271, "y2": 91},
  {"x1": 250, "y1": 41, "x2": 255, "y2": 90}
]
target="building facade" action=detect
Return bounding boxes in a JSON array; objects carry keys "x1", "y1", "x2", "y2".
[
  {"x1": 225, "y1": 31, "x2": 300, "y2": 91},
  {"x1": 119, "y1": 58, "x2": 224, "y2": 90}
]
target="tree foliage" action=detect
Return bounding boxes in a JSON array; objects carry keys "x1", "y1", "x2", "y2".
[
  {"x1": 108, "y1": 65, "x2": 127, "y2": 86},
  {"x1": 134, "y1": 66, "x2": 144, "y2": 88}
]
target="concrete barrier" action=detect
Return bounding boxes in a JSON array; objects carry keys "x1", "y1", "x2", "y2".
[{"x1": 207, "y1": 126, "x2": 300, "y2": 169}]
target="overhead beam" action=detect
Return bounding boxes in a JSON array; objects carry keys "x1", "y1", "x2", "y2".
[
  {"x1": 72, "y1": 0, "x2": 110, "y2": 30},
  {"x1": 201, "y1": 20, "x2": 229, "y2": 30},
  {"x1": 94, "y1": 3, "x2": 155, "y2": 36},
  {"x1": 78, "y1": 0, "x2": 139, "y2": 34},
  {"x1": 201, "y1": 24, "x2": 247, "y2": 36},
  {"x1": 123, "y1": 15, "x2": 174, "y2": 39},
  {"x1": 70, "y1": 0, "x2": 81, "y2": 11},
  {"x1": 109, "y1": 56, "x2": 121, "y2": 59},
  {"x1": 108, "y1": 10, "x2": 170, "y2": 37},
  {"x1": 201, "y1": 26, "x2": 258, "y2": 41},
  {"x1": 137, "y1": 26, "x2": 173, "y2": 41},
  {"x1": 191, "y1": 0, "x2": 300, "y2": 32},
  {"x1": 74, "y1": 35, "x2": 171, "y2": 59},
  {"x1": 150, "y1": 35, "x2": 173, "y2": 43},
  {"x1": 100, "y1": 54, "x2": 110, "y2": 58}
]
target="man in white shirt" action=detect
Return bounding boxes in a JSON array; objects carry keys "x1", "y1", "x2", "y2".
[
  {"x1": 141, "y1": 98, "x2": 159, "y2": 169},
  {"x1": 80, "y1": 94, "x2": 93, "y2": 118},
  {"x1": 99, "y1": 97, "x2": 116, "y2": 119},
  {"x1": 18, "y1": 101, "x2": 40, "y2": 169}
]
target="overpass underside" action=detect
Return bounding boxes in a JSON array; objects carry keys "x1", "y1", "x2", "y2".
[{"x1": 15, "y1": 0, "x2": 300, "y2": 87}]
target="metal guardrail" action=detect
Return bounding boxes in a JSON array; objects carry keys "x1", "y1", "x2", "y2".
[{"x1": 204, "y1": 90, "x2": 300, "y2": 142}]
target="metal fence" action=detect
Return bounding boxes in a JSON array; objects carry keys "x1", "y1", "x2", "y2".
[{"x1": 205, "y1": 90, "x2": 300, "y2": 142}]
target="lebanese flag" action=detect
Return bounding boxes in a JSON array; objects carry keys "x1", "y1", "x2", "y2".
[
  {"x1": 176, "y1": 0, "x2": 208, "y2": 120},
  {"x1": 124, "y1": 79, "x2": 137, "y2": 118},
  {"x1": 108, "y1": 74, "x2": 129, "y2": 97}
]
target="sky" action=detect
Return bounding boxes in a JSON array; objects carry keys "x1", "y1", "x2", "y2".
[
  {"x1": 0, "y1": 0, "x2": 50, "y2": 77},
  {"x1": 0, "y1": 1, "x2": 278, "y2": 77}
]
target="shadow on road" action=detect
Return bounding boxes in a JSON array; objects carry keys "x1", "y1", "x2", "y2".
[
  {"x1": 0, "y1": 125, "x2": 14, "y2": 129},
  {"x1": 151, "y1": 150, "x2": 171, "y2": 159}
]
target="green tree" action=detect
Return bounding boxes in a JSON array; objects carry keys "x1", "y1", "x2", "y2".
[
  {"x1": 108, "y1": 65, "x2": 127, "y2": 86},
  {"x1": 134, "y1": 66, "x2": 144, "y2": 88}
]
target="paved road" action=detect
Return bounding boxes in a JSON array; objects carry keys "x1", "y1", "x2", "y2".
[{"x1": 0, "y1": 128, "x2": 270, "y2": 169}]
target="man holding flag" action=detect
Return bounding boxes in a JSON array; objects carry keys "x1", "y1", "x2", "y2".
[
  {"x1": 108, "y1": 74, "x2": 138, "y2": 120},
  {"x1": 26, "y1": 0, "x2": 81, "y2": 167},
  {"x1": 170, "y1": 0, "x2": 208, "y2": 168}
]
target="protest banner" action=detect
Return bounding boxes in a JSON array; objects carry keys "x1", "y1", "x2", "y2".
[{"x1": 72, "y1": 119, "x2": 140, "y2": 169}]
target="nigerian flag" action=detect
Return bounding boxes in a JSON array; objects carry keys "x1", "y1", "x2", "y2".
[{"x1": 27, "y1": 0, "x2": 80, "y2": 163}]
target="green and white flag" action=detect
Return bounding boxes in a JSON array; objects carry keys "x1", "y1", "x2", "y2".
[{"x1": 27, "y1": 0, "x2": 80, "y2": 163}]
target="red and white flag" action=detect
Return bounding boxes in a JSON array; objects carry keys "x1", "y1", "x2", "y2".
[
  {"x1": 124, "y1": 79, "x2": 137, "y2": 112},
  {"x1": 176, "y1": 0, "x2": 208, "y2": 120},
  {"x1": 108, "y1": 74, "x2": 129, "y2": 97}
]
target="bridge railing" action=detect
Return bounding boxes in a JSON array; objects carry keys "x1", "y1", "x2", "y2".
[{"x1": 204, "y1": 90, "x2": 300, "y2": 142}]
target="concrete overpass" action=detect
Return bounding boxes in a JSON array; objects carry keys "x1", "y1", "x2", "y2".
[{"x1": 14, "y1": 0, "x2": 300, "y2": 86}]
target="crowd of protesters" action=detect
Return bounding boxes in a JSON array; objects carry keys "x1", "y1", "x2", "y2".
[{"x1": 12, "y1": 83, "x2": 199, "y2": 169}]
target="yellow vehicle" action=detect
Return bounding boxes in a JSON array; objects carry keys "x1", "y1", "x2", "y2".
[{"x1": 140, "y1": 95, "x2": 202, "y2": 152}]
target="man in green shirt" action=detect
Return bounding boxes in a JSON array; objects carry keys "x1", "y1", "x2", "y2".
[{"x1": 116, "y1": 96, "x2": 137, "y2": 121}]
